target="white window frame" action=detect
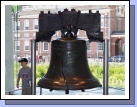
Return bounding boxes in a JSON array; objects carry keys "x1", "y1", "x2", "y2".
[
  {"x1": 17, "y1": 20, "x2": 20, "y2": 31},
  {"x1": 14, "y1": 33, "x2": 20, "y2": 37},
  {"x1": 36, "y1": 42, "x2": 38, "y2": 51},
  {"x1": 24, "y1": 41, "x2": 29, "y2": 51},
  {"x1": 24, "y1": 33, "x2": 29, "y2": 37},
  {"x1": 24, "y1": 20, "x2": 29, "y2": 30},
  {"x1": 33, "y1": 33, "x2": 36, "y2": 37},
  {"x1": 15, "y1": 41, "x2": 20, "y2": 51},
  {"x1": 33, "y1": 19, "x2": 38, "y2": 30},
  {"x1": 43, "y1": 42, "x2": 49, "y2": 51},
  {"x1": 33, "y1": 32, "x2": 36, "y2": 38},
  {"x1": 117, "y1": 6, "x2": 119, "y2": 12}
]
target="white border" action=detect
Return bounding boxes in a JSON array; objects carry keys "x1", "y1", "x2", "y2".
[{"x1": 1, "y1": 1, "x2": 129, "y2": 99}]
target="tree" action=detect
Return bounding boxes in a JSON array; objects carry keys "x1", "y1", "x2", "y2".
[
  {"x1": 12, "y1": 5, "x2": 21, "y2": 60},
  {"x1": 12, "y1": 5, "x2": 21, "y2": 31}
]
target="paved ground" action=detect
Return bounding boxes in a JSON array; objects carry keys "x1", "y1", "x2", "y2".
[{"x1": 13, "y1": 87, "x2": 125, "y2": 95}]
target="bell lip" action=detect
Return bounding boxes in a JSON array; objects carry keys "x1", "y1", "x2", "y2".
[{"x1": 37, "y1": 78, "x2": 102, "y2": 90}]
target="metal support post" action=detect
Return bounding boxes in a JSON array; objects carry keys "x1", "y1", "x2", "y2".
[
  {"x1": 31, "y1": 39, "x2": 36, "y2": 95},
  {"x1": 103, "y1": 39, "x2": 109, "y2": 95},
  {"x1": 40, "y1": 87, "x2": 42, "y2": 95}
]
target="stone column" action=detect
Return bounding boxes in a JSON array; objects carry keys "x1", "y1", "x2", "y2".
[{"x1": 5, "y1": 5, "x2": 14, "y2": 94}]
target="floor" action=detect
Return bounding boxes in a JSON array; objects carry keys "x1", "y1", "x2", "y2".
[{"x1": 13, "y1": 87, "x2": 125, "y2": 95}]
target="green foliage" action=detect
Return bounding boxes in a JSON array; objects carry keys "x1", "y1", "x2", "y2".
[
  {"x1": 14, "y1": 62, "x2": 125, "y2": 88},
  {"x1": 14, "y1": 62, "x2": 22, "y2": 85},
  {"x1": 36, "y1": 64, "x2": 48, "y2": 78},
  {"x1": 12, "y1": 5, "x2": 20, "y2": 14},
  {"x1": 12, "y1": 5, "x2": 21, "y2": 22},
  {"x1": 14, "y1": 62, "x2": 21, "y2": 77},
  {"x1": 88, "y1": 62, "x2": 125, "y2": 88}
]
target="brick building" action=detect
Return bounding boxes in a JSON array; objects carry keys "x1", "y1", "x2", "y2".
[
  {"x1": 110, "y1": 5, "x2": 125, "y2": 56},
  {"x1": 13, "y1": 5, "x2": 125, "y2": 59}
]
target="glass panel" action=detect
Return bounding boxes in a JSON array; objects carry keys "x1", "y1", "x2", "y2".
[
  {"x1": 24, "y1": 33, "x2": 29, "y2": 37},
  {"x1": 34, "y1": 19, "x2": 38, "y2": 29},
  {"x1": 36, "y1": 42, "x2": 38, "y2": 50},
  {"x1": 15, "y1": 41, "x2": 20, "y2": 50},
  {"x1": 44, "y1": 42, "x2": 48, "y2": 50},
  {"x1": 16, "y1": 20, "x2": 20, "y2": 30},
  {"x1": 24, "y1": 41, "x2": 29, "y2": 50},
  {"x1": 24, "y1": 20, "x2": 29, "y2": 30},
  {"x1": 98, "y1": 42, "x2": 103, "y2": 50},
  {"x1": 86, "y1": 41, "x2": 90, "y2": 50},
  {"x1": 25, "y1": 46, "x2": 29, "y2": 50},
  {"x1": 14, "y1": 33, "x2": 20, "y2": 37}
]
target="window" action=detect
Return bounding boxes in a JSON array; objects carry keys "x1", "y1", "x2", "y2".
[
  {"x1": 34, "y1": 19, "x2": 38, "y2": 29},
  {"x1": 24, "y1": 41, "x2": 29, "y2": 51},
  {"x1": 22, "y1": 6, "x2": 31, "y2": 9},
  {"x1": 24, "y1": 33, "x2": 29, "y2": 37},
  {"x1": 43, "y1": 42, "x2": 48, "y2": 50},
  {"x1": 101, "y1": 15, "x2": 104, "y2": 27},
  {"x1": 86, "y1": 41, "x2": 91, "y2": 50},
  {"x1": 117, "y1": 6, "x2": 119, "y2": 12},
  {"x1": 16, "y1": 20, "x2": 20, "y2": 30},
  {"x1": 98, "y1": 42, "x2": 103, "y2": 50},
  {"x1": 15, "y1": 41, "x2": 20, "y2": 51},
  {"x1": 14, "y1": 33, "x2": 20, "y2": 37},
  {"x1": 33, "y1": 33, "x2": 36, "y2": 38},
  {"x1": 24, "y1": 20, "x2": 29, "y2": 30},
  {"x1": 36, "y1": 42, "x2": 38, "y2": 50}
]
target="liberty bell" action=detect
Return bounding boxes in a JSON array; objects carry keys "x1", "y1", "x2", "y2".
[{"x1": 36, "y1": 9, "x2": 103, "y2": 94}]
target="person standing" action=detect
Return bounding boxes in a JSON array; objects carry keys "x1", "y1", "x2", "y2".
[{"x1": 16, "y1": 58, "x2": 32, "y2": 95}]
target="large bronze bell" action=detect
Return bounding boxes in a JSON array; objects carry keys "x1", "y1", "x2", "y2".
[
  {"x1": 38, "y1": 38, "x2": 102, "y2": 94},
  {"x1": 37, "y1": 9, "x2": 103, "y2": 94}
]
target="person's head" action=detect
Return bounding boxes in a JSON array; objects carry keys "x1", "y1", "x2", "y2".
[{"x1": 18, "y1": 58, "x2": 28, "y2": 68}]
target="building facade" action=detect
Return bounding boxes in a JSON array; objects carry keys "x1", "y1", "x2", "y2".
[
  {"x1": 13, "y1": 5, "x2": 125, "y2": 59},
  {"x1": 110, "y1": 5, "x2": 125, "y2": 56}
]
